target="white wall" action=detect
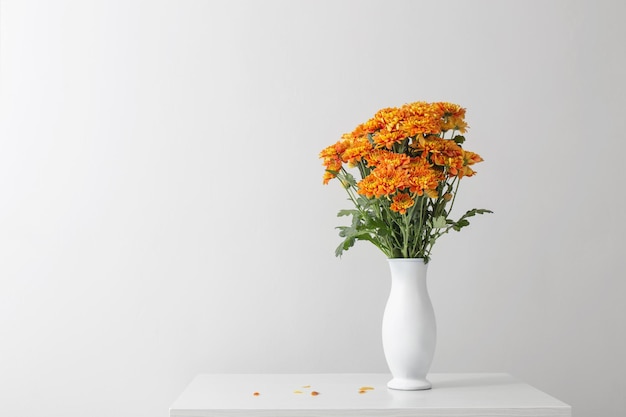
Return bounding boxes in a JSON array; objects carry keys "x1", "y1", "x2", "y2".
[{"x1": 1, "y1": 1, "x2": 625, "y2": 416}]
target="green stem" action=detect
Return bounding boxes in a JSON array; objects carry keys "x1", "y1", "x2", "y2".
[
  {"x1": 401, "y1": 213, "x2": 410, "y2": 257},
  {"x1": 409, "y1": 195, "x2": 426, "y2": 258},
  {"x1": 447, "y1": 177, "x2": 461, "y2": 216}
]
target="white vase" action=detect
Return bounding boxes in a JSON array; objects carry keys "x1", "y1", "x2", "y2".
[{"x1": 382, "y1": 258, "x2": 436, "y2": 390}]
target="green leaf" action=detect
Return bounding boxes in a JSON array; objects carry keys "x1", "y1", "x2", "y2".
[
  {"x1": 431, "y1": 215, "x2": 447, "y2": 229},
  {"x1": 337, "y1": 209, "x2": 360, "y2": 217},
  {"x1": 335, "y1": 236, "x2": 356, "y2": 257},
  {"x1": 453, "y1": 135, "x2": 465, "y2": 145},
  {"x1": 452, "y1": 219, "x2": 470, "y2": 231},
  {"x1": 449, "y1": 208, "x2": 491, "y2": 232},
  {"x1": 336, "y1": 226, "x2": 349, "y2": 238},
  {"x1": 354, "y1": 232, "x2": 375, "y2": 244},
  {"x1": 366, "y1": 218, "x2": 390, "y2": 236},
  {"x1": 334, "y1": 231, "x2": 378, "y2": 257},
  {"x1": 343, "y1": 172, "x2": 357, "y2": 187},
  {"x1": 461, "y1": 208, "x2": 493, "y2": 219},
  {"x1": 357, "y1": 196, "x2": 374, "y2": 208}
]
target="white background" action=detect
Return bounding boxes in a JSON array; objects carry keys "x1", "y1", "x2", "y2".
[{"x1": 1, "y1": 1, "x2": 625, "y2": 416}]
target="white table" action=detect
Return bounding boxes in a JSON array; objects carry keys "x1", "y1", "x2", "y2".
[{"x1": 169, "y1": 373, "x2": 571, "y2": 417}]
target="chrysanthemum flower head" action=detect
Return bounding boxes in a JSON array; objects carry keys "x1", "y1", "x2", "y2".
[
  {"x1": 357, "y1": 165, "x2": 409, "y2": 198},
  {"x1": 390, "y1": 193, "x2": 415, "y2": 214}
]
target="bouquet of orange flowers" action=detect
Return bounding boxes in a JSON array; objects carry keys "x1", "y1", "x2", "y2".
[{"x1": 320, "y1": 101, "x2": 491, "y2": 261}]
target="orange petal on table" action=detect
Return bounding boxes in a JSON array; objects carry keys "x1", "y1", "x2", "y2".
[
  {"x1": 359, "y1": 386, "x2": 375, "y2": 390},
  {"x1": 253, "y1": 392, "x2": 260, "y2": 396},
  {"x1": 293, "y1": 390, "x2": 303, "y2": 394},
  {"x1": 359, "y1": 390, "x2": 366, "y2": 394},
  {"x1": 311, "y1": 391, "x2": 320, "y2": 396},
  {"x1": 302, "y1": 385, "x2": 311, "y2": 388}
]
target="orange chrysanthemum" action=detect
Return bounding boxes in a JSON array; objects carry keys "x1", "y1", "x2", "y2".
[
  {"x1": 432, "y1": 141, "x2": 464, "y2": 175},
  {"x1": 400, "y1": 116, "x2": 442, "y2": 137},
  {"x1": 319, "y1": 140, "x2": 349, "y2": 161},
  {"x1": 399, "y1": 102, "x2": 444, "y2": 137},
  {"x1": 357, "y1": 165, "x2": 409, "y2": 198},
  {"x1": 463, "y1": 150, "x2": 483, "y2": 165},
  {"x1": 456, "y1": 150, "x2": 483, "y2": 178},
  {"x1": 411, "y1": 136, "x2": 467, "y2": 176},
  {"x1": 320, "y1": 101, "x2": 482, "y2": 185},
  {"x1": 341, "y1": 135, "x2": 373, "y2": 165},
  {"x1": 433, "y1": 140, "x2": 464, "y2": 164},
  {"x1": 442, "y1": 116, "x2": 468, "y2": 133},
  {"x1": 437, "y1": 102, "x2": 467, "y2": 133},
  {"x1": 319, "y1": 143, "x2": 338, "y2": 159},
  {"x1": 347, "y1": 117, "x2": 382, "y2": 139},
  {"x1": 373, "y1": 107, "x2": 404, "y2": 132},
  {"x1": 321, "y1": 154, "x2": 343, "y2": 184},
  {"x1": 437, "y1": 102, "x2": 466, "y2": 118},
  {"x1": 404, "y1": 101, "x2": 445, "y2": 119},
  {"x1": 412, "y1": 135, "x2": 444, "y2": 156},
  {"x1": 372, "y1": 128, "x2": 407, "y2": 149},
  {"x1": 365, "y1": 149, "x2": 410, "y2": 168},
  {"x1": 390, "y1": 193, "x2": 415, "y2": 214},
  {"x1": 405, "y1": 158, "x2": 443, "y2": 197},
  {"x1": 435, "y1": 102, "x2": 466, "y2": 132}
]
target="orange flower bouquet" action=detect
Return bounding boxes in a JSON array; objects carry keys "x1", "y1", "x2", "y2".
[{"x1": 320, "y1": 101, "x2": 491, "y2": 261}]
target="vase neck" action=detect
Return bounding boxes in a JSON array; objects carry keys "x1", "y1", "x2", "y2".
[{"x1": 387, "y1": 259, "x2": 429, "y2": 290}]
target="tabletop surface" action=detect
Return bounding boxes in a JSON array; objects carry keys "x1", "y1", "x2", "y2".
[{"x1": 169, "y1": 373, "x2": 571, "y2": 417}]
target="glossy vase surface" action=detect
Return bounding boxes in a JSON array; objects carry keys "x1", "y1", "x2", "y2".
[{"x1": 382, "y1": 258, "x2": 436, "y2": 390}]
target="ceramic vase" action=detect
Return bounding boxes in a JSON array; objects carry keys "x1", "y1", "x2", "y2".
[{"x1": 382, "y1": 258, "x2": 436, "y2": 390}]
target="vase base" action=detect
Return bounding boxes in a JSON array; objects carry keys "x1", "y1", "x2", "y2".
[{"x1": 387, "y1": 378, "x2": 432, "y2": 391}]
